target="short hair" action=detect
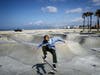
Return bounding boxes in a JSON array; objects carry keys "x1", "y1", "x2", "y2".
[{"x1": 44, "y1": 35, "x2": 49, "y2": 39}]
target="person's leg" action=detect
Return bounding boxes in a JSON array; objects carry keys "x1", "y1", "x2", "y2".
[
  {"x1": 49, "y1": 49, "x2": 57, "y2": 68},
  {"x1": 42, "y1": 46, "x2": 47, "y2": 59}
]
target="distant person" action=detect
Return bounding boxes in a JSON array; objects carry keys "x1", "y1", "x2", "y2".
[{"x1": 38, "y1": 35, "x2": 65, "y2": 72}]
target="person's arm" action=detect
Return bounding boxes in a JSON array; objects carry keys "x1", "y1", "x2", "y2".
[
  {"x1": 37, "y1": 42, "x2": 43, "y2": 48},
  {"x1": 37, "y1": 41, "x2": 49, "y2": 49},
  {"x1": 54, "y1": 37, "x2": 65, "y2": 43}
]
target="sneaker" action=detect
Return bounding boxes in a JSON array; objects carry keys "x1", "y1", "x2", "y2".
[
  {"x1": 41, "y1": 60, "x2": 46, "y2": 64},
  {"x1": 54, "y1": 68, "x2": 57, "y2": 71},
  {"x1": 48, "y1": 70, "x2": 55, "y2": 74},
  {"x1": 53, "y1": 64, "x2": 56, "y2": 68},
  {"x1": 50, "y1": 69, "x2": 54, "y2": 72}
]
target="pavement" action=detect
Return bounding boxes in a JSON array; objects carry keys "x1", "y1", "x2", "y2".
[{"x1": 0, "y1": 32, "x2": 100, "y2": 75}]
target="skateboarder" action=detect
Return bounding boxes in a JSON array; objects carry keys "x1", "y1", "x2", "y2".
[{"x1": 37, "y1": 35, "x2": 65, "y2": 71}]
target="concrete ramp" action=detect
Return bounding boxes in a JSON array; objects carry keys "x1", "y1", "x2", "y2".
[{"x1": 0, "y1": 33, "x2": 100, "y2": 75}]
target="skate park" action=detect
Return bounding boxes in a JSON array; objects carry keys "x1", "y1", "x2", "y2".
[{"x1": 0, "y1": 30, "x2": 100, "y2": 75}]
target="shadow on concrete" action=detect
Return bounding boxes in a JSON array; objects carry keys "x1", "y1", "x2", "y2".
[
  {"x1": 0, "y1": 65, "x2": 2, "y2": 68},
  {"x1": 32, "y1": 63, "x2": 47, "y2": 75}
]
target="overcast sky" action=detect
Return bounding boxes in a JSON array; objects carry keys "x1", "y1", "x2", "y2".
[{"x1": 0, "y1": 0, "x2": 100, "y2": 29}]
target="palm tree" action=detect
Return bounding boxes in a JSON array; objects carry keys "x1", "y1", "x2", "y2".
[
  {"x1": 89, "y1": 12, "x2": 93, "y2": 32},
  {"x1": 85, "y1": 12, "x2": 93, "y2": 32},
  {"x1": 85, "y1": 12, "x2": 90, "y2": 31},
  {"x1": 82, "y1": 13, "x2": 86, "y2": 31},
  {"x1": 95, "y1": 9, "x2": 100, "y2": 32}
]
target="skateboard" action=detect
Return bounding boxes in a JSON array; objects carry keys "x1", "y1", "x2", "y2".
[
  {"x1": 42, "y1": 57, "x2": 57, "y2": 74},
  {"x1": 43, "y1": 59, "x2": 57, "y2": 72}
]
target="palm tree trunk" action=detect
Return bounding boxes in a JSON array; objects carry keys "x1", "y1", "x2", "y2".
[
  {"x1": 97, "y1": 16, "x2": 99, "y2": 32},
  {"x1": 83, "y1": 17, "x2": 85, "y2": 31},
  {"x1": 88, "y1": 17, "x2": 90, "y2": 32},
  {"x1": 90, "y1": 15, "x2": 92, "y2": 32}
]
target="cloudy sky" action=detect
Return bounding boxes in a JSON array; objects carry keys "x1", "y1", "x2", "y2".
[{"x1": 0, "y1": 0, "x2": 100, "y2": 29}]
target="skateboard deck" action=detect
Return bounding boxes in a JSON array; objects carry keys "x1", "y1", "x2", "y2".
[
  {"x1": 43, "y1": 59, "x2": 56, "y2": 74},
  {"x1": 42, "y1": 58, "x2": 57, "y2": 72}
]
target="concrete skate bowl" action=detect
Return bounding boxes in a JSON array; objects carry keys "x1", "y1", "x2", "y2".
[
  {"x1": 0, "y1": 35, "x2": 70, "y2": 60},
  {"x1": 66, "y1": 33, "x2": 100, "y2": 48},
  {"x1": 66, "y1": 33, "x2": 100, "y2": 54},
  {"x1": 1, "y1": 33, "x2": 100, "y2": 64},
  {"x1": 80, "y1": 36, "x2": 100, "y2": 49},
  {"x1": 9, "y1": 33, "x2": 43, "y2": 44},
  {"x1": 0, "y1": 33, "x2": 67, "y2": 75},
  {"x1": 7, "y1": 33, "x2": 100, "y2": 64},
  {"x1": 80, "y1": 35, "x2": 100, "y2": 58},
  {"x1": 0, "y1": 33, "x2": 46, "y2": 75},
  {"x1": 0, "y1": 33, "x2": 68, "y2": 63},
  {"x1": 0, "y1": 33, "x2": 100, "y2": 75}
]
